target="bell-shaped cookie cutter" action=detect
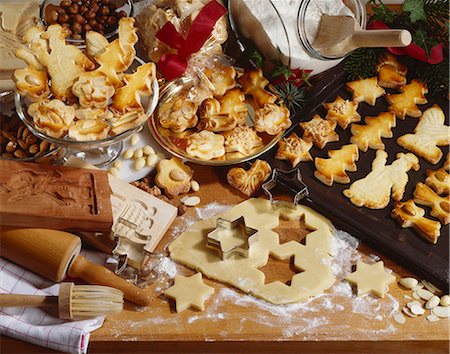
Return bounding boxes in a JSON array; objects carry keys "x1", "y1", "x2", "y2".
[{"x1": 262, "y1": 168, "x2": 310, "y2": 207}]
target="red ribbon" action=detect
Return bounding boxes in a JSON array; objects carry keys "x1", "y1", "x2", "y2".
[
  {"x1": 156, "y1": 0, "x2": 227, "y2": 80},
  {"x1": 368, "y1": 21, "x2": 444, "y2": 65}
]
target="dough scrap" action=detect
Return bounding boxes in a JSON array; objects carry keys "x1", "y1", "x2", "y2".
[
  {"x1": 164, "y1": 273, "x2": 214, "y2": 312},
  {"x1": 169, "y1": 198, "x2": 335, "y2": 304}
]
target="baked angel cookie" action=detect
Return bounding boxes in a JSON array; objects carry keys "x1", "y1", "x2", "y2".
[
  {"x1": 237, "y1": 69, "x2": 277, "y2": 109},
  {"x1": 300, "y1": 115, "x2": 339, "y2": 149},
  {"x1": 350, "y1": 112, "x2": 396, "y2": 152},
  {"x1": 254, "y1": 103, "x2": 291, "y2": 135},
  {"x1": 346, "y1": 77, "x2": 386, "y2": 106},
  {"x1": 27, "y1": 99, "x2": 75, "y2": 138},
  {"x1": 198, "y1": 98, "x2": 237, "y2": 132},
  {"x1": 425, "y1": 169, "x2": 450, "y2": 195},
  {"x1": 158, "y1": 91, "x2": 198, "y2": 133},
  {"x1": 227, "y1": 159, "x2": 272, "y2": 196},
  {"x1": 204, "y1": 65, "x2": 236, "y2": 97},
  {"x1": 186, "y1": 130, "x2": 225, "y2": 160},
  {"x1": 68, "y1": 119, "x2": 110, "y2": 141},
  {"x1": 223, "y1": 126, "x2": 263, "y2": 156},
  {"x1": 343, "y1": 150, "x2": 420, "y2": 209},
  {"x1": 218, "y1": 88, "x2": 247, "y2": 126},
  {"x1": 397, "y1": 105, "x2": 450, "y2": 164},
  {"x1": 155, "y1": 157, "x2": 194, "y2": 197},
  {"x1": 386, "y1": 80, "x2": 428, "y2": 119},
  {"x1": 275, "y1": 133, "x2": 313, "y2": 168},
  {"x1": 72, "y1": 72, "x2": 115, "y2": 109},
  {"x1": 323, "y1": 96, "x2": 361, "y2": 129},
  {"x1": 414, "y1": 182, "x2": 450, "y2": 225},
  {"x1": 314, "y1": 144, "x2": 359, "y2": 186},
  {"x1": 391, "y1": 200, "x2": 441, "y2": 244},
  {"x1": 376, "y1": 53, "x2": 408, "y2": 89}
]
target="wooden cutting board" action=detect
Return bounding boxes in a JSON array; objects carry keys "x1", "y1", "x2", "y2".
[{"x1": 0, "y1": 160, "x2": 113, "y2": 232}]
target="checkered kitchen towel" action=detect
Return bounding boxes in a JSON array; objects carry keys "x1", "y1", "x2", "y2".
[{"x1": 0, "y1": 251, "x2": 110, "y2": 354}]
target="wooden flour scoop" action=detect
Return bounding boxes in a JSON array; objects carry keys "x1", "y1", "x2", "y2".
[
  {"x1": 313, "y1": 15, "x2": 412, "y2": 57},
  {"x1": 0, "y1": 228, "x2": 151, "y2": 307}
]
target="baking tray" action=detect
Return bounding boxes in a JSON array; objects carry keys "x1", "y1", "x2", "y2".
[{"x1": 257, "y1": 62, "x2": 449, "y2": 291}]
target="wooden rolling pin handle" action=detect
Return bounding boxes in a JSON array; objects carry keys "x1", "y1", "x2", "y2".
[
  {"x1": 0, "y1": 294, "x2": 57, "y2": 308},
  {"x1": 352, "y1": 29, "x2": 412, "y2": 48},
  {"x1": 68, "y1": 255, "x2": 151, "y2": 307}
]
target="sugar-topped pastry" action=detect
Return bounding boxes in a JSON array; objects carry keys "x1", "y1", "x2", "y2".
[
  {"x1": 186, "y1": 130, "x2": 225, "y2": 160},
  {"x1": 223, "y1": 126, "x2": 263, "y2": 156},
  {"x1": 300, "y1": 114, "x2": 339, "y2": 149},
  {"x1": 324, "y1": 96, "x2": 361, "y2": 129},
  {"x1": 275, "y1": 133, "x2": 313, "y2": 167},
  {"x1": 158, "y1": 91, "x2": 199, "y2": 133}
]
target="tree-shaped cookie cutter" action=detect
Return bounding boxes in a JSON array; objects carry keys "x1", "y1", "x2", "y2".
[{"x1": 262, "y1": 168, "x2": 309, "y2": 207}]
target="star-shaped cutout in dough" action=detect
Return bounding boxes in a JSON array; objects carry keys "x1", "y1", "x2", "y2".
[
  {"x1": 299, "y1": 115, "x2": 339, "y2": 149},
  {"x1": 346, "y1": 77, "x2": 386, "y2": 106},
  {"x1": 324, "y1": 96, "x2": 361, "y2": 129},
  {"x1": 206, "y1": 216, "x2": 259, "y2": 260},
  {"x1": 345, "y1": 261, "x2": 396, "y2": 298},
  {"x1": 275, "y1": 133, "x2": 313, "y2": 167},
  {"x1": 164, "y1": 273, "x2": 215, "y2": 312}
]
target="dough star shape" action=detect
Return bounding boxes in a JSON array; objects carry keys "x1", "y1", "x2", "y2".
[
  {"x1": 164, "y1": 273, "x2": 215, "y2": 313},
  {"x1": 169, "y1": 198, "x2": 335, "y2": 304},
  {"x1": 346, "y1": 261, "x2": 396, "y2": 298}
]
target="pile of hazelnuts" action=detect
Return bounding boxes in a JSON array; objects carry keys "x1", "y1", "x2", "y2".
[{"x1": 45, "y1": 0, "x2": 127, "y2": 39}]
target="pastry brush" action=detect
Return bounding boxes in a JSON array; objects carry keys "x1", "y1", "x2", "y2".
[{"x1": 0, "y1": 283, "x2": 123, "y2": 319}]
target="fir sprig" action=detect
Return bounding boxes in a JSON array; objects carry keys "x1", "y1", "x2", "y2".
[
  {"x1": 274, "y1": 82, "x2": 306, "y2": 114},
  {"x1": 344, "y1": 48, "x2": 386, "y2": 80}
]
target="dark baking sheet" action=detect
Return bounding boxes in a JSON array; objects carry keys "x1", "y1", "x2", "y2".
[{"x1": 258, "y1": 62, "x2": 449, "y2": 291}]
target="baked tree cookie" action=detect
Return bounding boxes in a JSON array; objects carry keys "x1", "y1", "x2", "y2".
[
  {"x1": 343, "y1": 150, "x2": 420, "y2": 209},
  {"x1": 299, "y1": 115, "x2": 339, "y2": 149},
  {"x1": 386, "y1": 79, "x2": 428, "y2": 119},
  {"x1": 425, "y1": 169, "x2": 450, "y2": 195},
  {"x1": 227, "y1": 159, "x2": 272, "y2": 197},
  {"x1": 275, "y1": 133, "x2": 313, "y2": 168},
  {"x1": 223, "y1": 126, "x2": 263, "y2": 156},
  {"x1": 186, "y1": 131, "x2": 225, "y2": 160},
  {"x1": 346, "y1": 261, "x2": 396, "y2": 298},
  {"x1": 323, "y1": 96, "x2": 361, "y2": 129},
  {"x1": 350, "y1": 111, "x2": 396, "y2": 152},
  {"x1": 414, "y1": 182, "x2": 450, "y2": 225},
  {"x1": 397, "y1": 105, "x2": 450, "y2": 165},
  {"x1": 391, "y1": 200, "x2": 442, "y2": 244},
  {"x1": 346, "y1": 77, "x2": 386, "y2": 106},
  {"x1": 164, "y1": 273, "x2": 214, "y2": 313},
  {"x1": 155, "y1": 157, "x2": 193, "y2": 197},
  {"x1": 314, "y1": 144, "x2": 359, "y2": 186}
]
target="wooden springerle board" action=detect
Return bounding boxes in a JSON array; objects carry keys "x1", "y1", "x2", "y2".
[{"x1": 0, "y1": 160, "x2": 113, "y2": 232}]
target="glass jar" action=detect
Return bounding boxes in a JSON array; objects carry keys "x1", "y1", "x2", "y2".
[{"x1": 228, "y1": 0, "x2": 367, "y2": 76}]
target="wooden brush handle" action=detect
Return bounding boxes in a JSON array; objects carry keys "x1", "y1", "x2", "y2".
[
  {"x1": 352, "y1": 29, "x2": 412, "y2": 48},
  {"x1": 0, "y1": 294, "x2": 57, "y2": 308},
  {"x1": 68, "y1": 255, "x2": 151, "y2": 307}
]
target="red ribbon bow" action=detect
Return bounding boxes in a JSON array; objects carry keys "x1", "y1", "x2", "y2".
[
  {"x1": 368, "y1": 21, "x2": 444, "y2": 65},
  {"x1": 155, "y1": 0, "x2": 227, "y2": 81}
]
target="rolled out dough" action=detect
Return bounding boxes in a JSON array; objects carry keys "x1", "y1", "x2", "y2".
[{"x1": 168, "y1": 198, "x2": 335, "y2": 304}]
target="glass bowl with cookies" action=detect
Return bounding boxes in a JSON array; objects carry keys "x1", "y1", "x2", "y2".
[
  {"x1": 149, "y1": 64, "x2": 292, "y2": 166},
  {"x1": 14, "y1": 18, "x2": 159, "y2": 167}
]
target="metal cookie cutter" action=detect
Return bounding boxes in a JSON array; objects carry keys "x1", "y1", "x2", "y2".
[{"x1": 262, "y1": 168, "x2": 309, "y2": 208}]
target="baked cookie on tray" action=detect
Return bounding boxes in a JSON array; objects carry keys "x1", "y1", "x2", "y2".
[
  {"x1": 386, "y1": 79, "x2": 428, "y2": 119},
  {"x1": 275, "y1": 133, "x2": 313, "y2": 168},
  {"x1": 346, "y1": 77, "x2": 386, "y2": 106},
  {"x1": 299, "y1": 115, "x2": 339, "y2": 149},
  {"x1": 323, "y1": 96, "x2": 361, "y2": 130},
  {"x1": 350, "y1": 112, "x2": 396, "y2": 152}
]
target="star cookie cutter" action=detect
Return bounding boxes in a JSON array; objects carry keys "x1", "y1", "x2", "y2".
[
  {"x1": 206, "y1": 216, "x2": 259, "y2": 260},
  {"x1": 262, "y1": 168, "x2": 309, "y2": 208}
]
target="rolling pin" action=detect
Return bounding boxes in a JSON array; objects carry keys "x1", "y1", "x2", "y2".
[{"x1": 0, "y1": 228, "x2": 151, "y2": 306}]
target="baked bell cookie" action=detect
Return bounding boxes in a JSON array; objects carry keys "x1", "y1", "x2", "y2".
[
  {"x1": 254, "y1": 103, "x2": 291, "y2": 135},
  {"x1": 300, "y1": 115, "x2": 339, "y2": 149},
  {"x1": 314, "y1": 144, "x2": 359, "y2": 186},
  {"x1": 155, "y1": 157, "x2": 193, "y2": 197},
  {"x1": 275, "y1": 133, "x2": 313, "y2": 168},
  {"x1": 324, "y1": 96, "x2": 361, "y2": 129},
  {"x1": 391, "y1": 200, "x2": 441, "y2": 244},
  {"x1": 350, "y1": 112, "x2": 396, "y2": 152},
  {"x1": 227, "y1": 159, "x2": 272, "y2": 196},
  {"x1": 386, "y1": 80, "x2": 428, "y2": 119},
  {"x1": 223, "y1": 126, "x2": 263, "y2": 156},
  {"x1": 397, "y1": 105, "x2": 450, "y2": 165},
  {"x1": 186, "y1": 131, "x2": 225, "y2": 160},
  {"x1": 343, "y1": 150, "x2": 420, "y2": 209},
  {"x1": 376, "y1": 53, "x2": 408, "y2": 89},
  {"x1": 28, "y1": 99, "x2": 75, "y2": 138},
  {"x1": 346, "y1": 77, "x2": 386, "y2": 106}
]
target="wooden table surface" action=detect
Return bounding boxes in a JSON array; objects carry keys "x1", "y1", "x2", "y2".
[{"x1": 2, "y1": 164, "x2": 449, "y2": 354}]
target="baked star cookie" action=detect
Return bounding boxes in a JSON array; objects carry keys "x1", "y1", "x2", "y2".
[
  {"x1": 155, "y1": 157, "x2": 193, "y2": 197},
  {"x1": 323, "y1": 96, "x2": 361, "y2": 129},
  {"x1": 391, "y1": 200, "x2": 442, "y2": 244},
  {"x1": 386, "y1": 80, "x2": 428, "y2": 119},
  {"x1": 444, "y1": 153, "x2": 450, "y2": 171},
  {"x1": 425, "y1": 169, "x2": 450, "y2": 195},
  {"x1": 346, "y1": 77, "x2": 386, "y2": 106},
  {"x1": 227, "y1": 160, "x2": 272, "y2": 196},
  {"x1": 350, "y1": 112, "x2": 396, "y2": 152},
  {"x1": 275, "y1": 133, "x2": 313, "y2": 168},
  {"x1": 314, "y1": 144, "x2": 359, "y2": 186},
  {"x1": 414, "y1": 182, "x2": 450, "y2": 225},
  {"x1": 223, "y1": 126, "x2": 263, "y2": 156},
  {"x1": 343, "y1": 150, "x2": 420, "y2": 209},
  {"x1": 186, "y1": 131, "x2": 225, "y2": 160},
  {"x1": 397, "y1": 105, "x2": 450, "y2": 164},
  {"x1": 237, "y1": 69, "x2": 277, "y2": 109},
  {"x1": 300, "y1": 115, "x2": 339, "y2": 149},
  {"x1": 346, "y1": 261, "x2": 396, "y2": 298}
]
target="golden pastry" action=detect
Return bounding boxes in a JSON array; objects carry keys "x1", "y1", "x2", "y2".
[
  {"x1": 300, "y1": 115, "x2": 339, "y2": 149},
  {"x1": 186, "y1": 130, "x2": 225, "y2": 160},
  {"x1": 72, "y1": 71, "x2": 115, "y2": 109},
  {"x1": 254, "y1": 103, "x2": 291, "y2": 135},
  {"x1": 155, "y1": 157, "x2": 193, "y2": 197},
  {"x1": 68, "y1": 119, "x2": 110, "y2": 141},
  {"x1": 275, "y1": 133, "x2": 313, "y2": 168},
  {"x1": 223, "y1": 126, "x2": 263, "y2": 156}
]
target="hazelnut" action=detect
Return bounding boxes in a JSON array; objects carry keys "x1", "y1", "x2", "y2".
[
  {"x1": 88, "y1": 19, "x2": 97, "y2": 27},
  {"x1": 101, "y1": 0, "x2": 110, "y2": 4},
  {"x1": 58, "y1": 13, "x2": 69, "y2": 23},
  {"x1": 47, "y1": 9, "x2": 59, "y2": 23},
  {"x1": 106, "y1": 16, "x2": 116, "y2": 26},
  {"x1": 71, "y1": 22, "x2": 83, "y2": 34},
  {"x1": 56, "y1": 6, "x2": 66, "y2": 14},
  {"x1": 80, "y1": 5, "x2": 88, "y2": 14},
  {"x1": 91, "y1": 3, "x2": 99, "y2": 13},
  {"x1": 68, "y1": 3, "x2": 79, "y2": 14},
  {"x1": 100, "y1": 6, "x2": 110, "y2": 15},
  {"x1": 74, "y1": 14, "x2": 86, "y2": 24},
  {"x1": 86, "y1": 11, "x2": 96, "y2": 19},
  {"x1": 118, "y1": 10, "x2": 127, "y2": 18},
  {"x1": 83, "y1": 24, "x2": 92, "y2": 32},
  {"x1": 98, "y1": 15, "x2": 108, "y2": 24},
  {"x1": 60, "y1": 0, "x2": 72, "y2": 9},
  {"x1": 96, "y1": 23, "x2": 105, "y2": 32}
]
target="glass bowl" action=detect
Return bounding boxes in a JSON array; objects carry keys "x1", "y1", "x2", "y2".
[
  {"x1": 15, "y1": 57, "x2": 159, "y2": 167},
  {"x1": 40, "y1": 0, "x2": 134, "y2": 44},
  {"x1": 148, "y1": 77, "x2": 286, "y2": 167}
]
